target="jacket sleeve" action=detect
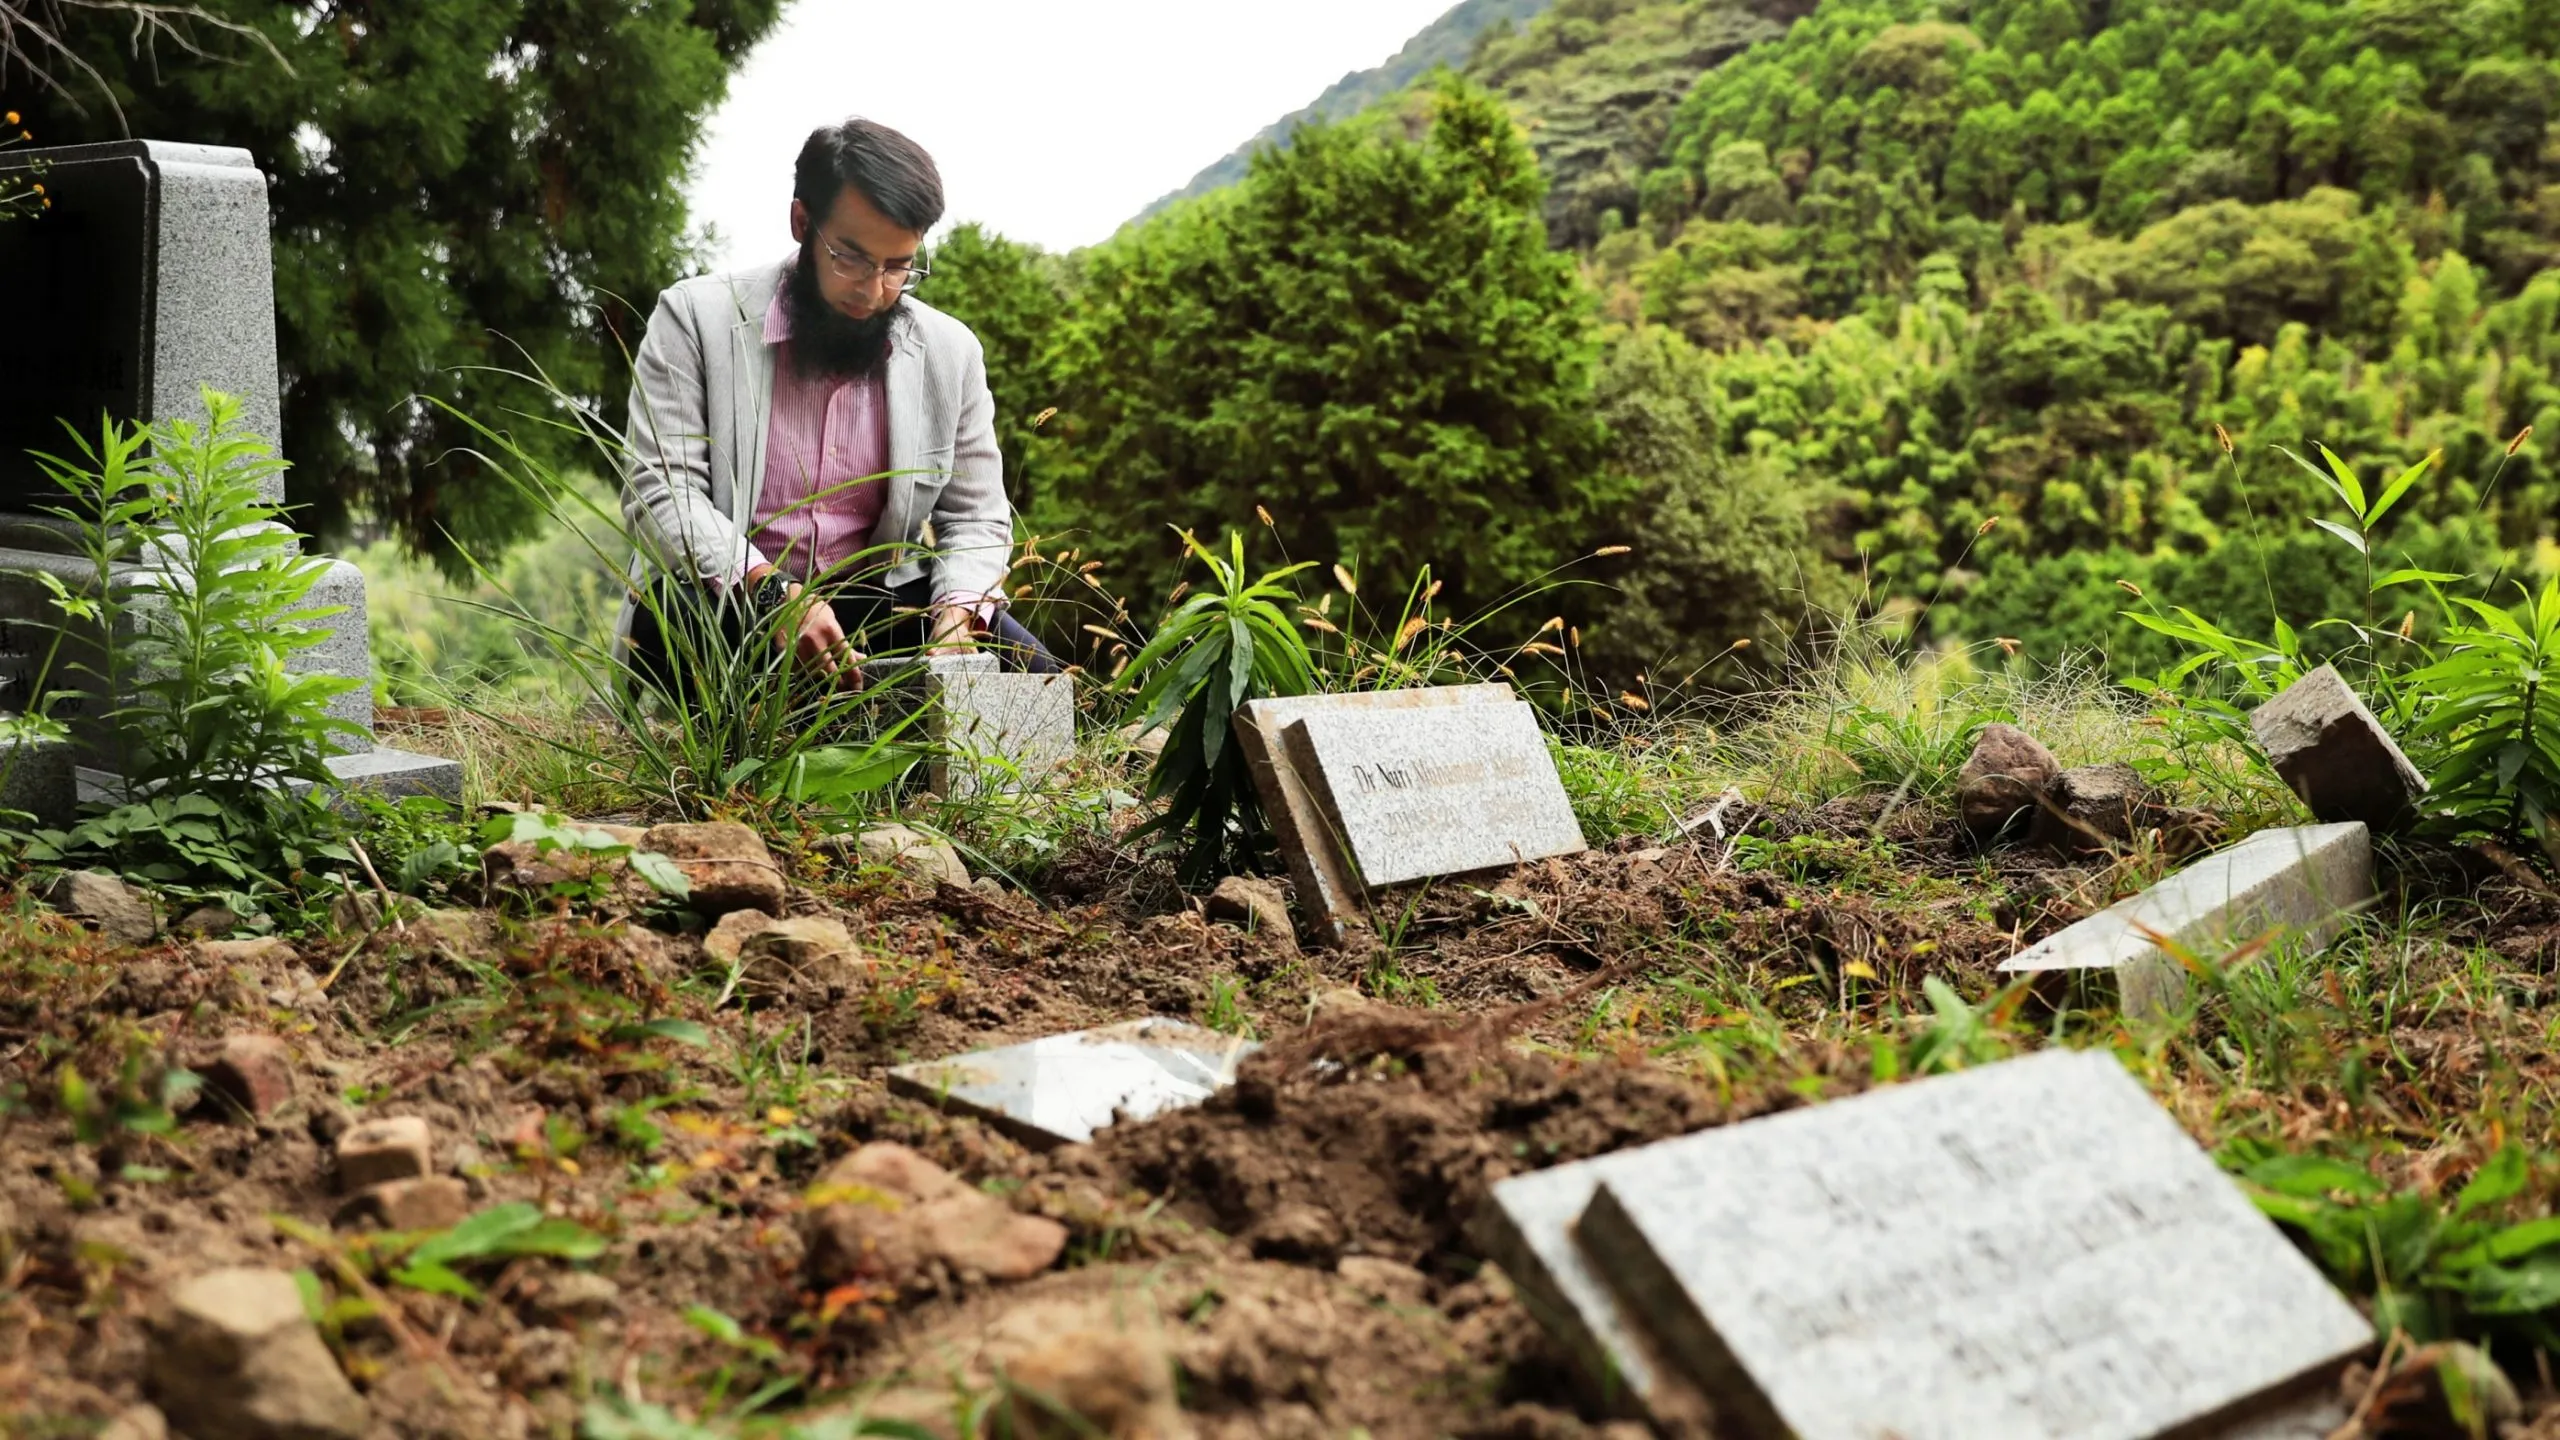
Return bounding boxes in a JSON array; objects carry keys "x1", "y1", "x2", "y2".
[
  {"x1": 623, "y1": 286, "x2": 750, "y2": 585},
  {"x1": 925, "y1": 330, "x2": 1016, "y2": 603}
]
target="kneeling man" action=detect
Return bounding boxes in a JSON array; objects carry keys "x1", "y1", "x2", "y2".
[{"x1": 619, "y1": 116, "x2": 1054, "y2": 690}]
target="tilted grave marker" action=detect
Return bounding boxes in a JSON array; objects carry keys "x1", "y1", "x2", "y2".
[
  {"x1": 886, "y1": 1017, "x2": 1258, "y2": 1148},
  {"x1": 1999, "y1": 822, "x2": 2372, "y2": 1016},
  {"x1": 1569, "y1": 1048, "x2": 2369, "y2": 1440},
  {"x1": 1282, "y1": 698, "x2": 1586, "y2": 887},
  {"x1": 1232, "y1": 683, "x2": 1516, "y2": 943}
]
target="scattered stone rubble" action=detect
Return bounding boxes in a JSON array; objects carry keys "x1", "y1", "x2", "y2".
[{"x1": 2249, "y1": 662, "x2": 2430, "y2": 830}]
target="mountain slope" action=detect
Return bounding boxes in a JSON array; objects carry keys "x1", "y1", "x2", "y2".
[{"x1": 1138, "y1": 0, "x2": 1553, "y2": 220}]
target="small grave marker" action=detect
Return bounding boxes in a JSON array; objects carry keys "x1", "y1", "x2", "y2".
[
  {"x1": 886, "y1": 1017, "x2": 1257, "y2": 1148},
  {"x1": 1280, "y1": 697, "x2": 1585, "y2": 888},
  {"x1": 1999, "y1": 822, "x2": 2372, "y2": 1015},
  {"x1": 924, "y1": 654, "x2": 1075, "y2": 797},
  {"x1": 1570, "y1": 1049, "x2": 2368, "y2": 1440}
]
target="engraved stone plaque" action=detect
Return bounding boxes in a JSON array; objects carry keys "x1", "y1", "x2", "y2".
[
  {"x1": 1233, "y1": 683, "x2": 1515, "y2": 943},
  {"x1": 1282, "y1": 699, "x2": 1585, "y2": 887},
  {"x1": 1574, "y1": 1049, "x2": 2370, "y2": 1440}
]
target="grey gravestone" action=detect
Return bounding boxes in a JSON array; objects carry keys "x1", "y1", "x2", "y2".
[
  {"x1": 2249, "y1": 665, "x2": 2428, "y2": 831},
  {"x1": 924, "y1": 654, "x2": 1074, "y2": 797},
  {"x1": 1282, "y1": 698, "x2": 1586, "y2": 887},
  {"x1": 1233, "y1": 683, "x2": 1514, "y2": 945},
  {"x1": 0, "y1": 141, "x2": 283, "y2": 506},
  {"x1": 1573, "y1": 1049, "x2": 2370, "y2": 1440},
  {"x1": 0, "y1": 139, "x2": 456, "y2": 804},
  {"x1": 1999, "y1": 822, "x2": 2372, "y2": 1016},
  {"x1": 886, "y1": 1017, "x2": 1257, "y2": 1148}
]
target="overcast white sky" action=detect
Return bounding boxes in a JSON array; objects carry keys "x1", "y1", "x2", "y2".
[{"x1": 685, "y1": 0, "x2": 1462, "y2": 269}]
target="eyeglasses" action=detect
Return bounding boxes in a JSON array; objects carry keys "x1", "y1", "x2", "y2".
[{"x1": 818, "y1": 233, "x2": 929, "y2": 292}]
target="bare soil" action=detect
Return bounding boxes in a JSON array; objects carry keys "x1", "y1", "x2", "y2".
[{"x1": 4, "y1": 796, "x2": 2554, "y2": 1438}]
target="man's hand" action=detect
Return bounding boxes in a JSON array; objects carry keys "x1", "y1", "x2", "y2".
[
  {"x1": 752, "y1": 566, "x2": 864, "y2": 686},
  {"x1": 927, "y1": 602, "x2": 978, "y2": 656}
]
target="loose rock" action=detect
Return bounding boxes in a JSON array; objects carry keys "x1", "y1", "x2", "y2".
[
  {"x1": 703, "y1": 907, "x2": 778, "y2": 966},
  {"x1": 201, "y1": 1034, "x2": 296, "y2": 1120},
  {"x1": 534, "y1": 1271, "x2": 622, "y2": 1322},
  {"x1": 997, "y1": 1322, "x2": 1187, "y2": 1440},
  {"x1": 47, "y1": 869, "x2": 157, "y2": 946},
  {"x1": 1245, "y1": 1203, "x2": 1347, "y2": 1266},
  {"x1": 197, "y1": 936, "x2": 297, "y2": 967},
  {"x1": 1955, "y1": 723, "x2": 2061, "y2": 843},
  {"x1": 642, "y1": 821, "x2": 786, "y2": 914},
  {"x1": 838, "y1": 823, "x2": 971, "y2": 888},
  {"x1": 336, "y1": 1115, "x2": 433, "y2": 1192},
  {"x1": 2032, "y1": 762, "x2": 2162, "y2": 853},
  {"x1": 804, "y1": 1142, "x2": 1066, "y2": 1288},
  {"x1": 1205, "y1": 875, "x2": 1293, "y2": 945},
  {"x1": 174, "y1": 903, "x2": 249, "y2": 939},
  {"x1": 1118, "y1": 720, "x2": 1170, "y2": 761},
  {"x1": 98, "y1": 1403, "x2": 169, "y2": 1440},
  {"x1": 732, "y1": 915, "x2": 865, "y2": 1005},
  {"x1": 2249, "y1": 663, "x2": 2429, "y2": 831},
  {"x1": 340, "y1": 1175, "x2": 471, "y2": 1232},
  {"x1": 147, "y1": 1267, "x2": 368, "y2": 1440}
]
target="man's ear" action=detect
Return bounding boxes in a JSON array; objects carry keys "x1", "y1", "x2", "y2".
[{"x1": 789, "y1": 198, "x2": 809, "y2": 246}]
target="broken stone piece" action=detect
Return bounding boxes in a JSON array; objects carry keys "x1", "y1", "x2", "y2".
[
  {"x1": 993, "y1": 1316, "x2": 1184, "y2": 1440},
  {"x1": 1205, "y1": 874, "x2": 1292, "y2": 944},
  {"x1": 2249, "y1": 663, "x2": 2429, "y2": 831},
  {"x1": 1999, "y1": 821, "x2": 2374, "y2": 1016},
  {"x1": 47, "y1": 869, "x2": 157, "y2": 946},
  {"x1": 1955, "y1": 723, "x2": 2060, "y2": 843},
  {"x1": 201, "y1": 1034, "x2": 296, "y2": 1120},
  {"x1": 887, "y1": 1018, "x2": 1259, "y2": 1149},
  {"x1": 642, "y1": 821, "x2": 786, "y2": 914},
  {"x1": 836, "y1": 823, "x2": 972, "y2": 888},
  {"x1": 732, "y1": 915, "x2": 865, "y2": 1005},
  {"x1": 2032, "y1": 761, "x2": 2162, "y2": 853},
  {"x1": 97, "y1": 1403, "x2": 168, "y2": 1440},
  {"x1": 335, "y1": 1115, "x2": 433, "y2": 1193},
  {"x1": 803, "y1": 1142, "x2": 1067, "y2": 1287},
  {"x1": 702, "y1": 907, "x2": 777, "y2": 965},
  {"x1": 147, "y1": 1267, "x2": 368, "y2": 1440},
  {"x1": 339, "y1": 1176, "x2": 471, "y2": 1232},
  {"x1": 1245, "y1": 1203, "x2": 1347, "y2": 1266}
]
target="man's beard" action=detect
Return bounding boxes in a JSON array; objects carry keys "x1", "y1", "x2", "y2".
[{"x1": 784, "y1": 242, "x2": 899, "y2": 380}]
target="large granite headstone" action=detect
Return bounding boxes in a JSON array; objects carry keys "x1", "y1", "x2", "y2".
[
  {"x1": 1232, "y1": 683, "x2": 1516, "y2": 944},
  {"x1": 1999, "y1": 822, "x2": 2372, "y2": 1016},
  {"x1": 1570, "y1": 1049, "x2": 2370, "y2": 1440},
  {"x1": 0, "y1": 140, "x2": 456, "y2": 809},
  {"x1": 0, "y1": 141, "x2": 282, "y2": 506},
  {"x1": 1282, "y1": 697, "x2": 1585, "y2": 887},
  {"x1": 886, "y1": 1017, "x2": 1257, "y2": 1149}
]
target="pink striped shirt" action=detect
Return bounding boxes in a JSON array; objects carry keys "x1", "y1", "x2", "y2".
[{"x1": 745, "y1": 284, "x2": 890, "y2": 582}]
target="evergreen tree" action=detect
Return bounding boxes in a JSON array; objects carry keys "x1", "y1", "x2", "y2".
[
  {"x1": 20, "y1": 0, "x2": 784, "y2": 559},
  {"x1": 1036, "y1": 78, "x2": 1616, "y2": 619}
]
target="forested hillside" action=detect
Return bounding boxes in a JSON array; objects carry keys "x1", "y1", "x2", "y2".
[
  {"x1": 943, "y1": 0, "x2": 2560, "y2": 683},
  {"x1": 1140, "y1": 0, "x2": 1553, "y2": 218}
]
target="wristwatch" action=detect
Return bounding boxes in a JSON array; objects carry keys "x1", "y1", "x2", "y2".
[{"x1": 749, "y1": 570, "x2": 794, "y2": 615}]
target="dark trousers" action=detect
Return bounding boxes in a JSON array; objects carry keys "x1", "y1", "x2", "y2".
[{"x1": 624, "y1": 575, "x2": 1060, "y2": 701}]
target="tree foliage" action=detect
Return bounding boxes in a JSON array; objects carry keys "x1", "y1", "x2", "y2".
[
  {"x1": 18, "y1": 0, "x2": 783, "y2": 560},
  {"x1": 1002, "y1": 80, "x2": 1621, "y2": 624}
]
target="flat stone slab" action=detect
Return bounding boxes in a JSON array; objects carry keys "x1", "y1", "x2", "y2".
[
  {"x1": 927, "y1": 666, "x2": 1074, "y2": 797},
  {"x1": 886, "y1": 1017, "x2": 1256, "y2": 1149},
  {"x1": 2249, "y1": 664, "x2": 2427, "y2": 831},
  {"x1": 1999, "y1": 822, "x2": 2372, "y2": 1015},
  {"x1": 1573, "y1": 1049, "x2": 2370, "y2": 1440},
  {"x1": 1282, "y1": 698, "x2": 1586, "y2": 888},
  {"x1": 1233, "y1": 684, "x2": 1515, "y2": 944},
  {"x1": 1478, "y1": 1151, "x2": 1718, "y2": 1429},
  {"x1": 74, "y1": 745, "x2": 461, "y2": 810}
]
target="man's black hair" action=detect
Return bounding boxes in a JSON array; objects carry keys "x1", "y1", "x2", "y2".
[{"x1": 794, "y1": 118, "x2": 944, "y2": 233}]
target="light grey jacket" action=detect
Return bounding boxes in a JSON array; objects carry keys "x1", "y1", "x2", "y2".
[{"x1": 616, "y1": 261, "x2": 1012, "y2": 640}]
